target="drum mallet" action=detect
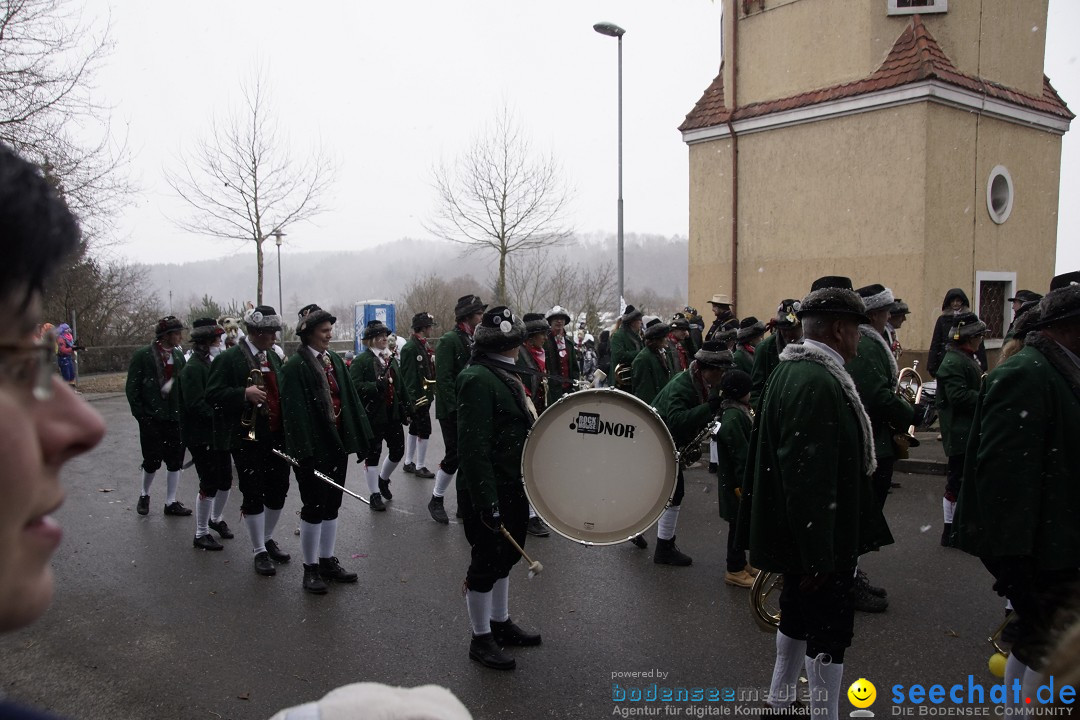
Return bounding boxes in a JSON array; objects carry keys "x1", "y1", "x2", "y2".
[{"x1": 499, "y1": 526, "x2": 543, "y2": 579}]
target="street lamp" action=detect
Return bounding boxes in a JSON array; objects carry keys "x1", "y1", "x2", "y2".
[
  {"x1": 593, "y1": 21, "x2": 626, "y2": 311},
  {"x1": 271, "y1": 229, "x2": 286, "y2": 314}
]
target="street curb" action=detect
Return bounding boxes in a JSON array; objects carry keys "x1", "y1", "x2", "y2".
[{"x1": 895, "y1": 458, "x2": 947, "y2": 476}]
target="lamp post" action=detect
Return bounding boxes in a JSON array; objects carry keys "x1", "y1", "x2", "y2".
[
  {"x1": 271, "y1": 229, "x2": 286, "y2": 314},
  {"x1": 593, "y1": 21, "x2": 625, "y2": 311}
]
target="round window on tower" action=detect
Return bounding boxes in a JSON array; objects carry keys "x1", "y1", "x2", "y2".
[{"x1": 986, "y1": 165, "x2": 1014, "y2": 225}]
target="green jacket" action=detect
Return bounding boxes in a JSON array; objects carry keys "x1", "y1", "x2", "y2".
[
  {"x1": 955, "y1": 335, "x2": 1080, "y2": 570},
  {"x1": 178, "y1": 351, "x2": 215, "y2": 447},
  {"x1": 281, "y1": 348, "x2": 372, "y2": 461},
  {"x1": 749, "y1": 333, "x2": 782, "y2": 412},
  {"x1": 845, "y1": 329, "x2": 913, "y2": 461},
  {"x1": 544, "y1": 332, "x2": 579, "y2": 402},
  {"x1": 349, "y1": 350, "x2": 411, "y2": 430},
  {"x1": 935, "y1": 346, "x2": 982, "y2": 457},
  {"x1": 631, "y1": 346, "x2": 671, "y2": 406},
  {"x1": 733, "y1": 345, "x2": 754, "y2": 375},
  {"x1": 716, "y1": 402, "x2": 752, "y2": 523},
  {"x1": 435, "y1": 327, "x2": 471, "y2": 419},
  {"x1": 126, "y1": 343, "x2": 186, "y2": 422},
  {"x1": 652, "y1": 367, "x2": 712, "y2": 449},
  {"x1": 741, "y1": 344, "x2": 892, "y2": 573},
  {"x1": 610, "y1": 326, "x2": 643, "y2": 382},
  {"x1": 399, "y1": 335, "x2": 435, "y2": 411},
  {"x1": 455, "y1": 362, "x2": 532, "y2": 512},
  {"x1": 205, "y1": 342, "x2": 285, "y2": 451}
]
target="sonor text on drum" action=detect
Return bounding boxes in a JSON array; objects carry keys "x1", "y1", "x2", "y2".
[{"x1": 571, "y1": 412, "x2": 636, "y2": 439}]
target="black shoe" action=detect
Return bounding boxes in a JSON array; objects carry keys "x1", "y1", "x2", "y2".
[
  {"x1": 491, "y1": 618, "x2": 542, "y2": 647},
  {"x1": 208, "y1": 518, "x2": 234, "y2": 539},
  {"x1": 378, "y1": 476, "x2": 393, "y2": 501},
  {"x1": 302, "y1": 564, "x2": 328, "y2": 594},
  {"x1": 403, "y1": 462, "x2": 416, "y2": 474},
  {"x1": 193, "y1": 534, "x2": 223, "y2": 551},
  {"x1": 890, "y1": 481, "x2": 902, "y2": 488},
  {"x1": 319, "y1": 556, "x2": 358, "y2": 583},
  {"x1": 428, "y1": 495, "x2": 449, "y2": 524},
  {"x1": 708, "y1": 462, "x2": 718, "y2": 473},
  {"x1": 264, "y1": 538, "x2": 290, "y2": 563},
  {"x1": 370, "y1": 492, "x2": 387, "y2": 511},
  {"x1": 940, "y1": 522, "x2": 954, "y2": 548},
  {"x1": 455, "y1": 507, "x2": 464, "y2": 519},
  {"x1": 253, "y1": 551, "x2": 276, "y2": 576},
  {"x1": 629, "y1": 534, "x2": 648, "y2": 549},
  {"x1": 526, "y1": 516, "x2": 550, "y2": 537},
  {"x1": 163, "y1": 501, "x2": 192, "y2": 516},
  {"x1": 855, "y1": 569, "x2": 887, "y2": 598},
  {"x1": 136, "y1": 495, "x2": 150, "y2": 516},
  {"x1": 415, "y1": 466, "x2": 435, "y2": 479},
  {"x1": 653, "y1": 537, "x2": 692, "y2": 566},
  {"x1": 851, "y1": 581, "x2": 888, "y2": 613},
  {"x1": 469, "y1": 633, "x2": 516, "y2": 670}
]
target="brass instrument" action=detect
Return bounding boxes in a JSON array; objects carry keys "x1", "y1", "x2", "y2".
[
  {"x1": 893, "y1": 360, "x2": 924, "y2": 460},
  {"x1": 678, "y1": 417, "x2": 721, "y2": 469},
  {"x1": 613, "y1": 363, "x2": 632, "y2": 390},
  {"x1": 986, "y1": 613, "x2": 1015, "y2": 677},
  {"x1": 750, "y1": 571, "x2": 782, "y2": 631},
  {"x1": 414, "y1": 376, "x2": 436, "y2": 409},
  {"x1": 240, "y1": 369, "x2": 266, "y2": 442}
]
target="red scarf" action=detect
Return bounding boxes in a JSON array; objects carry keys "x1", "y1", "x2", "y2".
[
  {"x1": 551, "y1": 331, "x2": 570, "y2": 381},
  {"x1": 739, "y1": 343, "x2": 756, "y2": 356},
  {"x1": 457, "y1": 321, "x2": 475, "y2": 337},
  {"x1": 257, "y1": 352, "x2": 283, "y2": 433},
  {"x1": 669, "y1": 334, "x2": 690, "y2": 371},
  {"x1": 155, "y1": 341, "x2": 175, "y2": 382}
]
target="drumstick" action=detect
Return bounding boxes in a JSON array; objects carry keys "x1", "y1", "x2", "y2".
[
  {"x1": 271, "y1": 448, "x2": 370, "y2": 505},
  {"x1": 499, "y1": 525, "x2": 543, "y2": 579}
]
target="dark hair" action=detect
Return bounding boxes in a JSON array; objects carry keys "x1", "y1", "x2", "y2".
[{"x1": 0, "y1": 143, "x2": 81, "y2": 308}]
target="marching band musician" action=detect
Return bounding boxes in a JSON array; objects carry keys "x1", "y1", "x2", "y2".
[
  {"x1": 457, "y1": 306, "x2": 541, "y2": 671},
  {"x1": 281, "y1": 305, "x2": 373, "y2": 594},
  {"x1": 399, "y1": 312, "x2": 437, "y2": 479},
  {"x1": 126, "y1": 315, "x2": 189, "y2": 517},
  {"x1": 543, "y1": 305, "x2": 578, "y2": 403},
  {"x1": 609, "y1": 304, "x2": 644, "y2": 391},
  {"x1": 517, "y1": 314, "x2": 550, "y2": 414},
  {"x1": 650, "y1": 340, "x2": 734, "y2": 566},
  {"x1": 933, "y1": 311, "x2": 985, "y2": 548},
  {"x1": 955, "y1": 278, "x2": 1080, "y2": 705},
  {"x1": 205, "y1": 305, "x2": 293, "y2": 577},
  {"x1": 666, "y1": 315, "x2": 693, "y2": 373},
  {"x1": 704, "y1": 293, "x2": 738, "y2": 344},
  {"x1": 733, "y1": 317, "x2": 766, "y2": 375},
  {"x1": 1005, "y1": 289, "x2": 1042, "y2": 339},
  {"x1": 429, "y1": 295, "x2": 487, "y2": 524},
  {"x1": 180, "y1": 318, "x2": 233, "y2": 551},
  {"x1": 349, "y1": 320, "x2": 411, "y2": 512},
  {"x1": 741, "y1": 277, "x2": 892, "y2": 720},
  {"x1": 885, "y1": 299, "x2": 910, "y2": 362},
  {"x1": 749, "y1": 299, "x2": 803, "y2": 411},
  {"x1": 714, "y1": 369, "x2": 756, "y2": 589},
  {"x1": 631, "y1": 319, "x2": 671, "y2": 405}
]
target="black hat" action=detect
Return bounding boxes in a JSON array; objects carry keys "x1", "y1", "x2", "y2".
[
  {"x1": 948, "y1": 311, "x2": 987, "y2": 340},
  {"x1": 775, "y1": 299, "x2": 801, "y2": 327},
  {"x1": 522, "y1": 312, "x2": 549, "y2": 337},
  {"x1": 1034, "y1": 284, "x2": 1080, "y2": 329},
  {"x1": 1008, "y1": 289, "x2": 1042, "y2": 303},
  {"x1": 244, "y1": 305, "x2": 282, "y2": 331},
  {"x1": 155, "y1": 315, "x2": 185, "y2": 338},
  {"x1": 473, "y1": 306, "x2": 526, "y2": 352},
  {"x1": 737, "y1": 317, "x2": 766, "y2": 342},
  {"x1": 1049, "y1": 272, "x2": 1080, "y2": 292},
  {"x1": 890, "y1": 299, "x2": 910, "y2": 316},
  {"x1": 621, "y1": 304, "x2": 643, "y2": 323},
  {"x1": 189, "y1": 317, "x2": 224, "y2": 343},
  {"x1": 694, "y1": 341, "x2": 735, "y2": 369},
  {"x1": 454, "y1": 294, "x2": 487, "y2": 321},
  {"x1": 411, "y1": 312, "x2": 436, "y2": 331},
  {"x1": 296, "y1": 304, "x2": 337, "y2": 337},
  {"x1": 797, "y1": 286, "x2": 871, "y2": 324},
  {"x1": 362, "y1": 319, "x2": 391, "y2": 340},
  {"x1": 720, "y1": 369, "x2": 752, "y2": 400},
  {"x1": 545, "y1": 305, "x2": 572, "y2": 324},
  {"x1": 1009, "y1": 301, "x2": 1042, "y2": 340},
  {"x1": 644, "y1": 320, "x2": 670, "y2": 341},
  {"x1": 669, "y1": 316, "x2": 690, "y2": 331},
  {"x1": 810, "y1": 276, "x2": 853, "y2": 292},
  {"x1": 855, "y1": 284, "x2": 894, "y2": 313}
]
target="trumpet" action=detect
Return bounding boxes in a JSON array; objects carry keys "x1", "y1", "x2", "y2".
[
  {"x1": 613, "y1": 363, "x2": 632, "y2": 390},
  {"x1": 240, "y1": 369, "x2": 266, "y2": 442},
  {"x1": 414, "y1": 376, "x2": 436, "y2": 409},
  {"x1": 893, "y1": 360, "x2": 924, "y2": 460}
]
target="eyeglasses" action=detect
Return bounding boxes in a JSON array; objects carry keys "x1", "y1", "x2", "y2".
[{"x1": 0, "y1": 328, "x2": 57, "y2": 401}]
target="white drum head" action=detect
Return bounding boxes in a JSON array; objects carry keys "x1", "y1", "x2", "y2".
[{"x1": 522, "y1": 388, "x2": 677, "y2": 545}]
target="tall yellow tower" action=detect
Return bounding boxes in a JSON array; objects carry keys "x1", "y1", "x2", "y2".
[{"x1": 680, "y1": 0, "x2": 1071, "y2": 362}]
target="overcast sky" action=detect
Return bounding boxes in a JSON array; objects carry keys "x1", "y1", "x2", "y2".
[{"x1": 97, "y1": 1, "x2": 1078, "y2": 274}]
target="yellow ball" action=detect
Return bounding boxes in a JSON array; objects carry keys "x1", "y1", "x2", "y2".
[{"x1": 989, "y1": 653, "x2": 1007, "y2": 678}]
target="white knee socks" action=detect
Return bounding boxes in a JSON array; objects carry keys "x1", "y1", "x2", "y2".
[
  {"x1": 299, "y1": 520, "x2": 321, "y2": 565},
  {"x1": 943, "y1": 497, "x2": 956, "y2": 523},
  {"x1": 319, "y1": 518, "x2": 338, "y2": 559},
  {"x1": 379, "y1": 457, "x2": 400, "y2": 481},
  {"x1": 491, "y1": 577, "x2": 510, "y2": 623},
  {"x1": 366, "y1": 465, "x2": 380, "y2": 495},
  {"x1": 768, "y1": 631, "x2": 807, "y2": 707},
  {"x1": 709, "y1": 439, "x2": 718, "y2": 464},
  {"x1": 263, "y1": 506, "x2": 282, "y2": 541},
  {"x1": 211, "y1": 489, "x2": 230, "y2": 522},
  {"x1": 405, "y1": 434, "x2": 417, "y2": 465},
  {"x1": 165, "y1": 470, "x2": 181, "y2": 505},
  {"x1": 141, "y1": 470, "x2": 155, "y2": 496},
  {"x1": 416, "y1": 438, "x2": 429, "y2": 468},
  {"x1": 244, "y1": 512, "x2": 266, "y2": 555},
  {"x1": 433, "y1": 469, "x2": 453, "y2": 498},
  {"x1": 805, "y1": 653, "x2": 843, "y2": 720},
  {"x1": 194, "y1": 494, "x2": 212, "y2": 538},
  {"x1": 466, "y1": 590, "x2": 493, "y2": 636},
  {"x1": 657, "y1": 506, "x2": 680, "y2": 541}
]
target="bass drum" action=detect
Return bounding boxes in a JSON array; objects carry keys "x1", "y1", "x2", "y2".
[{"x1": 521, "y1": 388, "x2": 678, "y2": 545}]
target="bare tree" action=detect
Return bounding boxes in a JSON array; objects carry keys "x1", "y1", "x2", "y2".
[
  {"x1": 166, "y1": 72, "x2": 334, "y2": 305},
  {"x1": 503, "y1": 249, "x2": 617, "y2": 336},
  {"x1": 427, "y1": 105, "x2": 574, "y2": 305},
  {"x1": 398, "y1": 272, "x2": 484, "y2": 337}
]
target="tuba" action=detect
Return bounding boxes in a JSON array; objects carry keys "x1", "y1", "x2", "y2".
[
  {"x1": 750, "y1": 571, "x2": 782, "y2": 631},
  {"x1": 892, "y1": 360, "x2": 924, "y2": 460},
  {"x1": 240, "y1": 369, "x2": 266, "y2": 442}
]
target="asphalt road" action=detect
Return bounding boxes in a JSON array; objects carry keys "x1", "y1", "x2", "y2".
[{"x1": 0, "y1": 395, "x2": 1011, "y2": 720}]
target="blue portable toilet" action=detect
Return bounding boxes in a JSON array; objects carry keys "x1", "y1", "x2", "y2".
[{"x1": 354, "y1": 300, "x2": 396, "y2": 354}]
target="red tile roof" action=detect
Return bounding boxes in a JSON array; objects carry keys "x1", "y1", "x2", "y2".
[{"x1": 679, "y1": 15, "x2": 1073, "y2": 133}]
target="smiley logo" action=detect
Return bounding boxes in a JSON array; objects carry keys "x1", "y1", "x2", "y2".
[{"x1": 848, "y1": 678, "x2": 877, "y2": 709}]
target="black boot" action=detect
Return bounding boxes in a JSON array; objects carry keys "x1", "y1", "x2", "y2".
[
  {"x1": 369, "y1": 492, "x2": 386, "y2": 511},
  {"x1": 851, "y1": 580, "x2": 888, "y2": 613},
  {"x1": 302, "y1": 563, "x2": 328, "y2": 594},
  {"x1": 653, "y1": 536, "x2": 692, "y2": 566},
  {"x1": 468, "y1": 633, "x2": 516, "y2": 670},
  {"x1": 855, "y1": 569, "x2": 887, "y2": 598},
  {"x1": 378, "y1": 476, "x2": 393, "y2": 501},
  {"x1": 940, "y1": 522, "x2": 954, "y2": 547},
  {"x1": 491, "y1": 618, "x2": 542, "y2": 647},
  {"x1": 428, "y1": 495, "x2": 448, "y2": 524},
  {"x1": 264, "y1": 538, "x2": 290, "y2": 563},
  {"x1": 319, "y1": 556, "x2": 358, "y2": 583},
  {"x1": 629, "y1": 534, "x2": 648, "y2": 549},
  {"x1": 253, "y1": 551, "x2": 276, "y2": 576}
]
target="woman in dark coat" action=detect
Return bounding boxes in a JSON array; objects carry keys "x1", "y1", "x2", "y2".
[{"x1": 928, "y1": 289, "x2": 987, "y2": 376}]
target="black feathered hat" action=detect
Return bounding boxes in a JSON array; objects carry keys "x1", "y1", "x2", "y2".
[
  {"x1": 775, "y1": 299, "x2": 801, "y2": 327},
  {"x1": 1050, "y1": 272, "x2": 1080, "y2": 292},
  {"x1": 454, "y1": 294, "x2": 487, "y2": 321},
  {"x1": 810, "y1": 276, "x2": 853, "y2": 292},
  {"x1": 694, "y1": 341, "x2": 735, "y2": 369},
  {"x1": 644, "y1": 320, "x2": 670, "y2": 341},
  {"x1": 244, "y1": 305, "x2": 282, "y2": 331},
  {"x1": 720, "y1": 369, "x2": 752, "y2": 400},
  {"x1": 411, "y1": 312, "x2": 436, "y2": 331},
  {"x1": 1034, "y1": 284, "x2": 1080, "y2": 329},
  {"x1": 737, "y1": 317, "x2": 766, "y2": 342},
  {"x1": 362, "y1": 319, "x2": 391, "y2": 340},
  {"x1": 948, "y1": 311, "x2": 987, "y2": 341},
  {"x1": 523, "y1": 312, "x2": 549, "y2": 337},
  {"x1": 621, "y1": 304, "x2": 643, "y2": 323},
  {"x1": 855, "y1": 284, "x2": 895, "y2": 313},
  {"x1": 189, "y1": 317, "x2": 223, "y2": 344},
  {"x1": 155, "y1": 315, "x2": 186, "y2": 338},
  {"x1": 798, "y1": 285, "x2": 870, "y2": 324},
  {"x1": 296, "y1": 304, "x2": 337, "y2": 337}
]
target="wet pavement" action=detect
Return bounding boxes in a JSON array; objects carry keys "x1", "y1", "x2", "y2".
[{"x1": 0, "y1": 395, "x2": 1010, "y2": 719}]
